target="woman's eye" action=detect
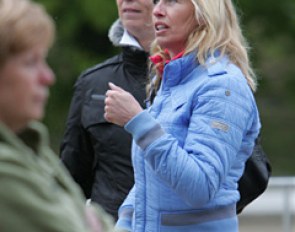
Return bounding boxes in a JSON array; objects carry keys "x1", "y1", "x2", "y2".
[
  {"x1": 153, "y1": 0, "x2": 178, "y2": 5},
  {"x1": 23, "y1": 58, "x2": 36, "y2": 67}
]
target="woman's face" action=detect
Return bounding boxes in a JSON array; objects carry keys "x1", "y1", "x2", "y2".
[
  {"x1": 153, "y1": 0, "x2": 198, "y2": 56},
  {"x1": 116, "y1": 0, "x2": 154, "y2": 38},
  {"x1": 0, "y1": 45, "x2": 55, "y2": 132}
]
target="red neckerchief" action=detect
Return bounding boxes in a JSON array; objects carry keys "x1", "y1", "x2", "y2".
[{"x1": 149, "y1": 49, "x2": 184, "y2": 76}]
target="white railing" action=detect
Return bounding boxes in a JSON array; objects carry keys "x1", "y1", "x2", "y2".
[
  {"x1": 240, "y1": 176, "x2": 295, "y2": 232},
  {"x1": 270, "y1": 177, "x2": 295, "y2": 232}
]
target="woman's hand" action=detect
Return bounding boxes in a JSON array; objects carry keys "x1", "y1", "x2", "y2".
[
  {"x1": 85, "y1": 207, "x2": 103, "y2": 232},
  {"x1": 104, "y1": 82, "x2": 143, "y2": 126}
]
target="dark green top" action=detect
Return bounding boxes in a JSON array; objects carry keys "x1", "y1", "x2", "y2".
[{"x1": 0, "y1": 121, "x2": 114, "y2": 232}]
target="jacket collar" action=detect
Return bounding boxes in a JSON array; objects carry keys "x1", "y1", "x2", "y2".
[
  {"x1": 161, "y1": 51, "x2": 228, "y2": 90},
  {"x1": 120, "y1": 29, "x2": 143, "y2": 50},
  {"x1": 162, "y1": 52, "x2": 198, "y2": 89},
  {"x1": 0, "y1": 121, "x2": 48, "y2": 155},
  {"x1": 108, "y1": 19, "x2": 143, "y2": 51}
]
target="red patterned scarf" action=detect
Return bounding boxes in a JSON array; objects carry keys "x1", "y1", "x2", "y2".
[{"x1": 149, "y1": 49, "x2": 184, "y2": 76}]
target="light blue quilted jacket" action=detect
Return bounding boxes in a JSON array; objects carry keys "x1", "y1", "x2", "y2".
[{"x1": 116, "y1": 52, "x2": 261, "y2": 232}]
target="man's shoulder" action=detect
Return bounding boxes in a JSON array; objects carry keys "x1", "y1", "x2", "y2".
[{"x1": 80, "y1": 53, "x2": 123, "y2": 80}]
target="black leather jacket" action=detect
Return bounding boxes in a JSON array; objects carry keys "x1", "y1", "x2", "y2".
[{"x1": 60, "y1": 20, "x2": 149, "y2": 219}]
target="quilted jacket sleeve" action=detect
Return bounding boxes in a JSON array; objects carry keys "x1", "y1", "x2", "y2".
[{"x1": 125, "y1": 75, "x2": 260, "y2": 207}]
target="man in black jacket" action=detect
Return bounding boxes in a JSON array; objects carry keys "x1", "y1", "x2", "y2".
[{"x1": 60, "y1": 0, "x2": 154, "y2": 220}]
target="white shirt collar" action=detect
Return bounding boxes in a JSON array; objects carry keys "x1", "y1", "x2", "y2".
[{"x1": 119, "y1": 29, "x2": 143, "y2": 50}]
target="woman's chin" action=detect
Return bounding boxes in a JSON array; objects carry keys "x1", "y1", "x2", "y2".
[{"x1": 29, "y1": 109, "x2": 45, "y2": 122}]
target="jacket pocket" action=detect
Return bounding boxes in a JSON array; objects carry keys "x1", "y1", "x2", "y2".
[
  {"x1": 81, "y1": 91, "x2": 108, "y2": 128},
  {"x1": 170, "y1": 85, "x2": 188, "y2": 110}
]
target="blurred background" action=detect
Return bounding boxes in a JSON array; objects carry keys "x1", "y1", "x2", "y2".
[
  {"x1": 35, "y1": 0, "x2": 295, "y2": 230},
  {"x1": 36, "y1": 0, "x2": 295, "y2": 176}
]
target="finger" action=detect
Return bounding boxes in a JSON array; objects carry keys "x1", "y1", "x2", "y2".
[
  {"x1": 108, "y1": 82, "x2": 124, "y2": 91},
  {"x1": 104, "y1": 96, "x2": 110, "y2": 106},
  {"x1": 104, "y1": 111, "x2": 112, "y2": 123},
  {"x1": 105, "y1": 89, "x2": 112, "y2": 97}
]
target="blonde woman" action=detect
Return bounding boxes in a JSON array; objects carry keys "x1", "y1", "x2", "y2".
[
  {"x1": 105, "y1": 0, "x2": 261, "y2": 231},
  {"x1": 0, "y1": 0, "x2": 113, "y2": 231}
]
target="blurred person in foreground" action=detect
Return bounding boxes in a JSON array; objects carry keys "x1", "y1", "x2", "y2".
[
  {"x1": 0, "y1": 0, "x2": 114, "y2": 231},
  {"x1": 60, "y1": 0, "x2": 155, "y2": 220},
  {"x1": 105, "y1": 0, "x2": 261, "y2": 231}
]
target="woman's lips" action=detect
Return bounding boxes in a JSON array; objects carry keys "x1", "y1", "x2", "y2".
[
  {"x1": 123, "y1": 8, "x2": 141, "y2": 14},
  {"x1": 155, "y1": 22, "x2": 169, "y2": 34}
]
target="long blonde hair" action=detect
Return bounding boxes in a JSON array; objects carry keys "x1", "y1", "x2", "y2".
[
  {"x1": 0, "y1": 0, "x2": 55, "y2": 66},
  {"x1": 149, "y1": 0, "x2": 257, "y2": 94}
]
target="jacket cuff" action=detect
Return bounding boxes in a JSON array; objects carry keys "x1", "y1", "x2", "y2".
[
  {"x1": 115, "y1": 206, "x2": 133, "y2": 232},
  {"x1": 124, "y1": 111, "x2": 165, "y2": 150}
]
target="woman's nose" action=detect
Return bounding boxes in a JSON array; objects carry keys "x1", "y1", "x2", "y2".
[
  {"x1": 153, "y1": 1, "x2": 165, "y2": 17},
  {"x1": 40, "y1": 63, "x2": 55, "y2": 86}
]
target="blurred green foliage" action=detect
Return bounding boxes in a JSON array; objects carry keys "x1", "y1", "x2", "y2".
[{"x1": 35, "y1": 0, "x2": 295, "y2": 176}]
